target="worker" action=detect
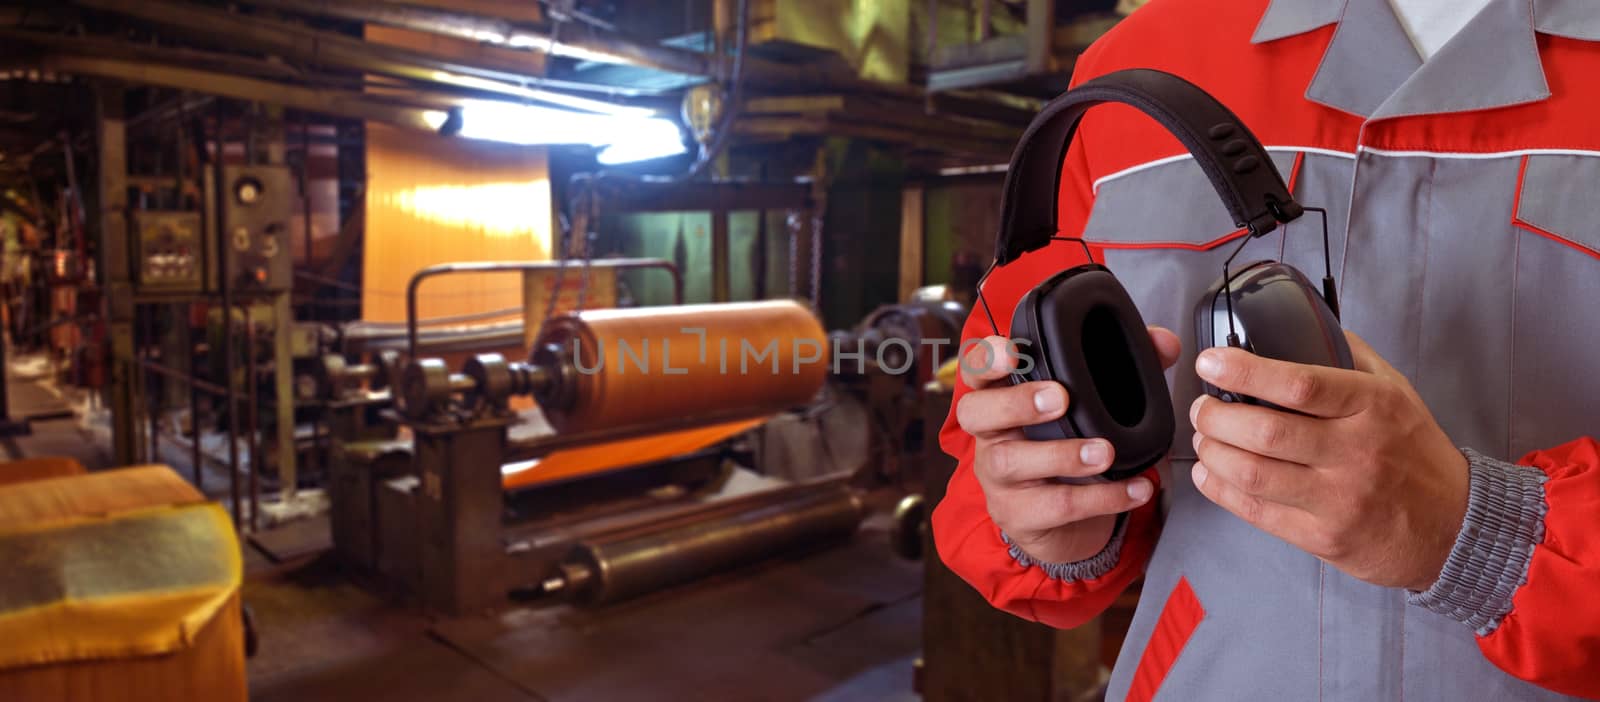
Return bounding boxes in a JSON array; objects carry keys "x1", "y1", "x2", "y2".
[{"x1": 933, "y1": 0, "x2": 1600, "y2": 700}]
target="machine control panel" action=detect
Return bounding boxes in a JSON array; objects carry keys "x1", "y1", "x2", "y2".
[
  {"x1": 132, "y1": 211, "x2": 205, "y2": 292},
  {"x1": 211, "y1": 164, "x2": 294, "y2": 292}
]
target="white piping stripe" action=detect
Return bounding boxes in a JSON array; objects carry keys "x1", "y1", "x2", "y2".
[
  {"x1": 1090, "y1": 146, "x2": 1600, "y2": 192},
  {"x1": 1294, "y1": 147, "x2": 1360, "y2": 161},
  {"x1": 1091, "y1": 154, "x2": 1192, "y2": 193},
  {"x1": 1090, "y1": 146, "x2": 1357, "y2": 193},
  {"x1": 1355, "y1": 146, "x2": 1600, "y2": 160}
]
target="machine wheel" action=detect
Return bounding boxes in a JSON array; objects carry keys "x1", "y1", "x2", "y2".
[{"x1": 890, "y1": 493, "x2": 926, "y2": 561}]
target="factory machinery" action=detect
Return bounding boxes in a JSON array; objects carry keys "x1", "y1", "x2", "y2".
[{"x1": 317, "y1": 260, "x2": 966, "y2": 615}]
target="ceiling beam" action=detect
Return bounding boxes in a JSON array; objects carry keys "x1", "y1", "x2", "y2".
[
  {"x1": 240, "y1": 0, "x2": 712, "y2": 78},
  {"x1": 35, "y1": 54, "x2": 438, "y2": 131},
  {"x1": 71, "y1": 0, "x2": 652, "y2": 99}
]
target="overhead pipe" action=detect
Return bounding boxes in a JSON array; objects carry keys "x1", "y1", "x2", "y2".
[
  {"x1": 71, "y1": 0, "x2": 655, "y2": 99},
  {"x1": 240, "y1": 0, "x2": 713, "y2": 78},
  {"x1": 35, "y1": 54, "x2": 440, "y2": 130},
  {"x1": 230, "y1": 0, "x2": 920, "y2": 100}
]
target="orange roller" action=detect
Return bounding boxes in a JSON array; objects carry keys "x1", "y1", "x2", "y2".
[
  {"x1": 530, "y1": 301, "x2": 828, "y2": 435},
  {"x1": 502, "y1": 417, "x2": 764, "y2": 490}
]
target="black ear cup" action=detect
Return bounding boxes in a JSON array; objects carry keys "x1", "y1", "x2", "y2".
[
  {"x1": 1009, "y1": 265, "x2": 1175, "y2": 483},
  {"x1": 980, "y1": 69, "x2": 1334, "y2": 488},
  {"x1": 1194, "y1": 261, "x2": 1354, "y2": 408}
]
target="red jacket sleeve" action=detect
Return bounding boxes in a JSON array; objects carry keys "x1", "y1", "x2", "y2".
[
  {"x1": 1475, "y1": 436, "x2": 1600, "y2": 697},
  {"x1": 927, "y1": 51, "x2": 1164, "y2": 629},
  {"x1": 931, "y1": 419, "x2": 1163, "y2": 629}
]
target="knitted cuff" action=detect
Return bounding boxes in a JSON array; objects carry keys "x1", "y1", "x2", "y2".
[
  {"x1": 1407, "y1": 448, "x2": 1548, "y2": 636},
  {"x1": 1001, "y1": 514, "x2": 1127, "y2": 582}
]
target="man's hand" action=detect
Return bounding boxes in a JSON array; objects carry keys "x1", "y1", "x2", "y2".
[
  {"x1": 1189, "y1": 331, "x2": 1469, "y2": 591},
  {"x1": 956, "y1": 328, "x2": 1180, "y2": 565}
]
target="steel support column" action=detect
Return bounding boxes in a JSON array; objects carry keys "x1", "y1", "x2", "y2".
[
  {"x1": 711, "y1": 209, "x2": 730, "y2": 303},
  {"x1": 273, "y1": 293, "x2": 296, "y2": 497},
  {"x1": 96, "y1": 84, "x2": 143, "y2": 464}
]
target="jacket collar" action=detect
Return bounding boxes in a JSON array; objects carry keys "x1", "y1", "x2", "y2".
[{"x1": 1251, "y1": 0, "x2": 1600, "y2": 119}]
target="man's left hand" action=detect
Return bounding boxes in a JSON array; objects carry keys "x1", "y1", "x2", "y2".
[{"x1": 1188, "y1": 331, "x2": 1469, "y2": 591}]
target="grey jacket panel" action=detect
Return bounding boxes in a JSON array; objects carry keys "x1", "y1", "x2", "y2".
[
  {"x1": 1341, "y1": 154, "x2": 1521, "y2": 456},
  {"x1": 1078, "y1": 149, "x2": 1594, "y2": 702},
  {"x1": 1106, "y1": 458, "x2": 1326, "y2": 702},
  {"x1": 1510, "y1": 156, "x2": 1600, "y2": 459}
]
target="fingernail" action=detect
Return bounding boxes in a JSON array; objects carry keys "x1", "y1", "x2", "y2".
[
  {"x1": 1079, "y1": 440, "x2": 1110, "y2": 467},
  {"x1": 1191, "y1": 431, "x2": 1202, "y2": 453},
  {"x1": 1127, "y1": 478, "x2": 1153, "y2": 502},
  {"x1": 1189, "y1": 396, "x2": 1205, "y2": 426},
  {"x1": 1192, "y1": 462, "x2": 1209, "y2": 488},
  {"x1": 1033, "y1": 388, "x2": 1063, "y2": 414},
  {"x1": 1196, "y1": 350, "x2": 1222, "y2": 379}
]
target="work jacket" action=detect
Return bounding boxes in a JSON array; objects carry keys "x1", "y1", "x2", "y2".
[{"x1": 932, "y1": 0, "x2": 1600, "y2": 700}]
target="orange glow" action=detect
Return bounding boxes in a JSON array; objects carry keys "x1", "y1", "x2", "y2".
[
  {"x1": 383, "y1": 180, "x2": 554, "y2": 241},
  {"x1": 363, "y1": 23, "x2": 556, "y2": 323},
  {"x1": 501, "y1": 418, "x2": 765, "y2": 489},
  {"x1": 362, "y1": 123, "x2": 553, "y2": 322}
]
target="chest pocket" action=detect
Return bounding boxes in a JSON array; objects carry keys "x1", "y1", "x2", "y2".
[
  {"x1": 1079, "y1": 151, "x2": 1315, "y2": 460},
  {"x1": 1508, "y1": 155, "x2": 1600, "y2": 457}
]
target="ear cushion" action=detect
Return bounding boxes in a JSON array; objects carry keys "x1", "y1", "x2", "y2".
[{"x1": 1009, "y1": 266, "x2": 1175, "y2": 482}]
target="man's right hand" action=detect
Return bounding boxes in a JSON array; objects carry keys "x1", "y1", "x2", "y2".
[{"x1": 955, "y1": 329, "x2": 1180, "y2": 564}]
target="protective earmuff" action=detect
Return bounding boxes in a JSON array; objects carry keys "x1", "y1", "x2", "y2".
[{"x1": 980, "y1": 68, "x2": 1315, "y2": 483}]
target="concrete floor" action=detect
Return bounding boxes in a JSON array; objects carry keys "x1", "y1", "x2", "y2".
[
  {"x1": 243, "y1": 533, "x2": 923, "y2": 702},
  {"x1": 6, "y1": 354, "x2": 929, "y2": 702}
]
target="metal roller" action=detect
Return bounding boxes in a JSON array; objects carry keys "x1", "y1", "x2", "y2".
[
  {"x1": 526, "y1": 483, "x2": 863, "y2": 606},
  {"x1": 400, "y1": 352, "x2": 548, "y2": 419},
  {"x1": 320, "y1": 349, "x2": 402, "y2": 400},
  {"x1": 529, "y1": 300, "x2": 828, "y2": 434},
  {"x1": 399, "y1": 358, "x2": 456, "y2": 418}
]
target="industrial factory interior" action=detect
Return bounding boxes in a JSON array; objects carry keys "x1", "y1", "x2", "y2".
[
  {"x1": 31, "y1": 0, "x2": 1600, "y2": 698},
  {"x1": 0, "y1": 0, "x2": 1152, "y2": 700}
]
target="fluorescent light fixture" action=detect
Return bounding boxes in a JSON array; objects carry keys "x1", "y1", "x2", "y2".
[
  {"x1": 421, "y1": 110, "x2": 452, "y2": 131},
  {"x1": 597, "y1": 133, "x2": 691, "y2": 165},
  {"x1": 428, "y1": 99, "x2": 689, "y2": 165}
]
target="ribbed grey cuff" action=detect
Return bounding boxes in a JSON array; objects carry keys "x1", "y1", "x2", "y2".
[
  {"x1": 1407, "y1": 448, "x2": 1548, "y2": 636},
  {"x1": 1001, "y1": 514, "x2": 1127, "y2": 582}
]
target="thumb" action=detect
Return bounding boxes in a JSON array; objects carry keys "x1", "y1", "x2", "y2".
[
  {"x1": 958, "y1": 335, "x2": 1023, "y2": 389},
  {"x1": 1344, "y1": 330, "x2": 1408, "y2": 384}
]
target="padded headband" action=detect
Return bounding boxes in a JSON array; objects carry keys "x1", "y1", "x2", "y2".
[{"x1": 995, "y1": 68, "x2": 1303, "y2": 266}]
